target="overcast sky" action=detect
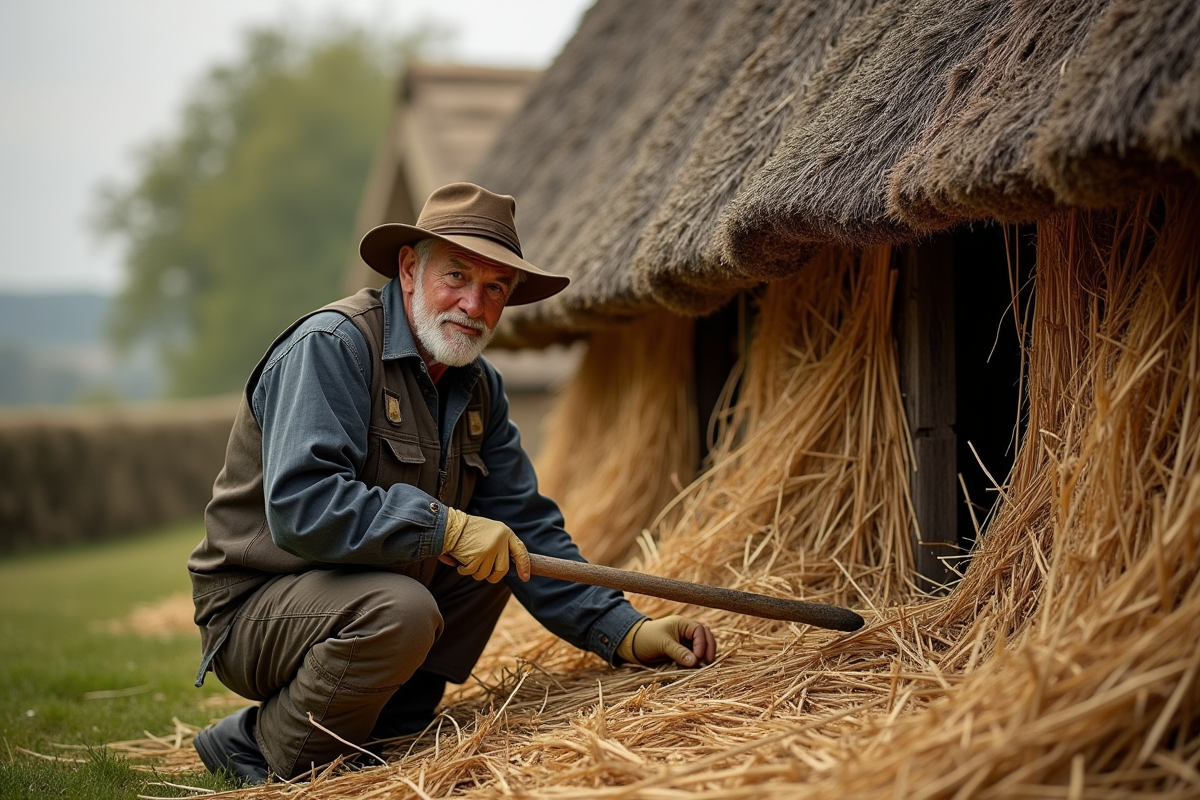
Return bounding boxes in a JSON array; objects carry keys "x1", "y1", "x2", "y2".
[{"x1": 0, "y1": 0, "x2": 592, "y2": 294}]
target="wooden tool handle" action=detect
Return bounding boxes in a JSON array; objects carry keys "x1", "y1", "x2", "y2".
[{"x1": 528, "y1": 553, "x2": 865, "y2": 632}]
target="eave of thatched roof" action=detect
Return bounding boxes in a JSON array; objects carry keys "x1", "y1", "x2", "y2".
[
  {"x1": 1030, "y1": 0, "x2": 1200, "y2": 208},
  {"x1": 718, "y1": 0, "x2": 1007, "y2": 273},
  {"x1": 479, "y1": 0, "x2": 1200, "y2": 343},
  {"x1": 887, "y1": 0, "x2": 1110, "y2": 229},
  {"x1": 555, "y1": 0, "x2": 787, "y2": 321},
  {"x1": 721, "y1": 0, "x2": 1200, "y2": 274},
  {"x1": 633, "y1": 0, "x2": 881, "y2": 316}
]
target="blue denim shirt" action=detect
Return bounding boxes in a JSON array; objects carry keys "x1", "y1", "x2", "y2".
[{"x1": 250, "y1": 279, "x2": 644, "y2": 664}]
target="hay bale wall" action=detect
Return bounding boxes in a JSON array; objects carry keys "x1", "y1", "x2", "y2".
[{"x1": 0, "y1": 398, "x2": 236, "y2": 553}]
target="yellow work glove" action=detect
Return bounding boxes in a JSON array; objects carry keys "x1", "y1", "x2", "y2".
[
  {"x1": 616, "y1": 615, "x2": 716, "y2": 668},
  {"x1": 441, "y1": 507, "x2": 531, "y2": 583}
]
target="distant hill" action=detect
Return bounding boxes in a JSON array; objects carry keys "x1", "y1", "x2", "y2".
[
  {"x1": 0, "y1": 291, "x2": 110, "y2": 347},
  {"x1": 0, "y1": 291, "x2": 161, "y2": 406}
]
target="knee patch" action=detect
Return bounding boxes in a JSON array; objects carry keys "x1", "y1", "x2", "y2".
[{"x1": 348, "y1": 577, "x2": 443, "y2": 664}]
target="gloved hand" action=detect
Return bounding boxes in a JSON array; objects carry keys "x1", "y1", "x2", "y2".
[
  {"x1": 440, "y1": 507, "x2": 531, "y2": 583},
  {"x1": 616, "y1": 615, "x2": 716, "y2": 668}
]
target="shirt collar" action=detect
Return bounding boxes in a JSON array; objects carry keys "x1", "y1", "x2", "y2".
[{"x1": 381, "y1": 278, "x2": 422, "y2": 362}]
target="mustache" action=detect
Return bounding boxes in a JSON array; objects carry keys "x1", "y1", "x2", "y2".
[{"x1": 439, "y1": 310, "x2": 489, "y2": 334}]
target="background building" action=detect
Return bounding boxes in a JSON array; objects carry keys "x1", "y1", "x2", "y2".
[{"x1": 344, "y1": 60, "x2": 581, "y2": 456}]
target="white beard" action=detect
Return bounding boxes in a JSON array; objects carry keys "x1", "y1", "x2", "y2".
[{"x1": 410, "y1": 277, "x2": 496, "y2": 367}]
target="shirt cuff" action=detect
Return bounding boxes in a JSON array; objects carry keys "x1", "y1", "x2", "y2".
[
  {"x1": 587, "y1": 603, "x2": 649, "y2": 666},
  {"x1": 426, "y1": 501, "x2": 449, "y2": 559}
]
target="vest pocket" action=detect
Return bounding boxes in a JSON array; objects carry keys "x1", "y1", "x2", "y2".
[
  {"x1": 376, "y1": 436, "x2": 427, "y2": 488},
  {"x1": 455, "y1": 450, "x2": 489, "y2": 508}
]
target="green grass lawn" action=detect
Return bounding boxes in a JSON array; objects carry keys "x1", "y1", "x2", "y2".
[{"x1": 0, "y1": 523, "x2": 238, "y2": 798}]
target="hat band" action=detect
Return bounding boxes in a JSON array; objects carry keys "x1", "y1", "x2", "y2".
[{"x1": 425, "y1": 222, "x2": 522, "y2": 258}]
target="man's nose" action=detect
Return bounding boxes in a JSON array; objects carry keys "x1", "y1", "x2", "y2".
[{"x1": 457, "y1": 285, "x2": 485, "y2": 317}]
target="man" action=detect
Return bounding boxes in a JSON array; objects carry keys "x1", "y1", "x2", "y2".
[{"x1": 188, "y1": 183, "x2": 716, "y2": 785}]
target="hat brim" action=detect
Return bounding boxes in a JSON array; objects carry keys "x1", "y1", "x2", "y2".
[{"x1": 359, "y1": 224, "x2": 569, "y2": 306}]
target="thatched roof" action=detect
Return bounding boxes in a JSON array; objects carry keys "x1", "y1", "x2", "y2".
[
  {"x1": 887, "y1": 0, "x2": 1109, "y2": 230},
  {"x1": 562, "y1": 0, "x2": 787, "y2": 321},
  {"x1": 473, "y1": 0, "x2": 739, "y2": 340},
  {"x1": 475, "y1": 0, "x2": 1200, "y2": 342}
]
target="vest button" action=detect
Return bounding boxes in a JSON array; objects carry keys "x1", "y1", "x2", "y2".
[
  {"x1": 429, "y1": 502, "x2": 439, "y2": 513},
  {"x1": 600, "y1": 635, "x2": 610, "y2": 645}
]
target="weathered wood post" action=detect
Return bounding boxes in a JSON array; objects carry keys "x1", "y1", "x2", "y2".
[{"x1": 896, "y1": 238, "x2": 958, "y2": 591}]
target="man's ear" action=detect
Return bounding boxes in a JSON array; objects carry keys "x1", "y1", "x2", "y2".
[{"x1": 398, "y1": 245, "x2": 418, "y2": 292}]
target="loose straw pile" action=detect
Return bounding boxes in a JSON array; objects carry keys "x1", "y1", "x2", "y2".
[
  {"x1": 117, "y1": 188, "x2": 1198, "y2": 799},
  {"x1": 95, "y1": 591, "x2": 197, "y2": 638}
]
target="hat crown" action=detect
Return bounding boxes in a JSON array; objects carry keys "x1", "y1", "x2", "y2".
[{"x1": 415, "y1": 183, "x2": 522, "y2": 257}]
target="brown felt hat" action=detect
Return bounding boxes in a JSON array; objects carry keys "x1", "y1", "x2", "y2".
[{"x1": 358, "y1": 182, "x2": 569, "y2": 306}]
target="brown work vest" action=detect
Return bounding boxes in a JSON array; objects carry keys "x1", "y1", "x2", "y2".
[{"x1": 188, "y1": 287, "x2": 490, "y2": 656}]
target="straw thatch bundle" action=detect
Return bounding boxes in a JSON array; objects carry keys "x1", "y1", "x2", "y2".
[
  {"x1": 641, "y1": 244, "x2": 915, "y2": 607},
  {"x1": 1032, "y1": 0, "x2": 1200, "y2": 207},
  {"x1": 888, "y1": 0, "x2": 1109, "y2": 229},
  {"x1": 778, "y1": 187, "x2": 1200, "y2": 799},
  {"x1": 718, "y1": 0, "x2": 1006, "y2": 272},
  {"x1": 632, "y1": 0, "x2": 882, "y2": 316},
  {"x1": 533, "y1": 312, "x2": 698, "y2": 567},
  {"x1": 123, "y1": 188, "x2": 1199, "y2": 799}
]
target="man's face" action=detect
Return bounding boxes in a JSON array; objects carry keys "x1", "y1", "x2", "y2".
[{"x1": 399, "y1": 242, "x2": 516, "y2": 367}]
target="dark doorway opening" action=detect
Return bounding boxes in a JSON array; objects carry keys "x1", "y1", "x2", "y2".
[
  {"x1": 953, "y1": 223, "x2": 1034, "y2": 561},
  {"x1": 896, "y1": 223, "x2": 1032, "y2": 590},
  {"x1": 692, "y1": 294, "x2": 752, "y2": 469}
]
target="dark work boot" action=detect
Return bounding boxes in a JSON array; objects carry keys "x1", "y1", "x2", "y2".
[
  {"x1": 193, "y1": 705, "x2": 271, "y2": 786},
  {"x1": 370, "y1": 670, "x2": 447, "y2": 740}
]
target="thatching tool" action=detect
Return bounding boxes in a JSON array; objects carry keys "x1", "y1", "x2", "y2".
[{"x1": 529, "y1": 553, "x2": 865, "y2": 632}]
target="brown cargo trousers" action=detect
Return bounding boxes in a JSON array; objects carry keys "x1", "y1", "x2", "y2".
[{"x1": 210, "y1": 562, "x2": 510, "y2": 779}]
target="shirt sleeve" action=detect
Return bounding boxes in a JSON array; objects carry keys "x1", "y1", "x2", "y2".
[
  {"x1": 252, "y1": 312, "x2": 446, "y2": 567},
  {"x1": 468, "y1": 361, "x2": 646, "y2": 665}
]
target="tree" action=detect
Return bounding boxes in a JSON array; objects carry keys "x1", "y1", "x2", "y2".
[{"x1": 94, "y1": 21, "x2": 430, "y2": 397}]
